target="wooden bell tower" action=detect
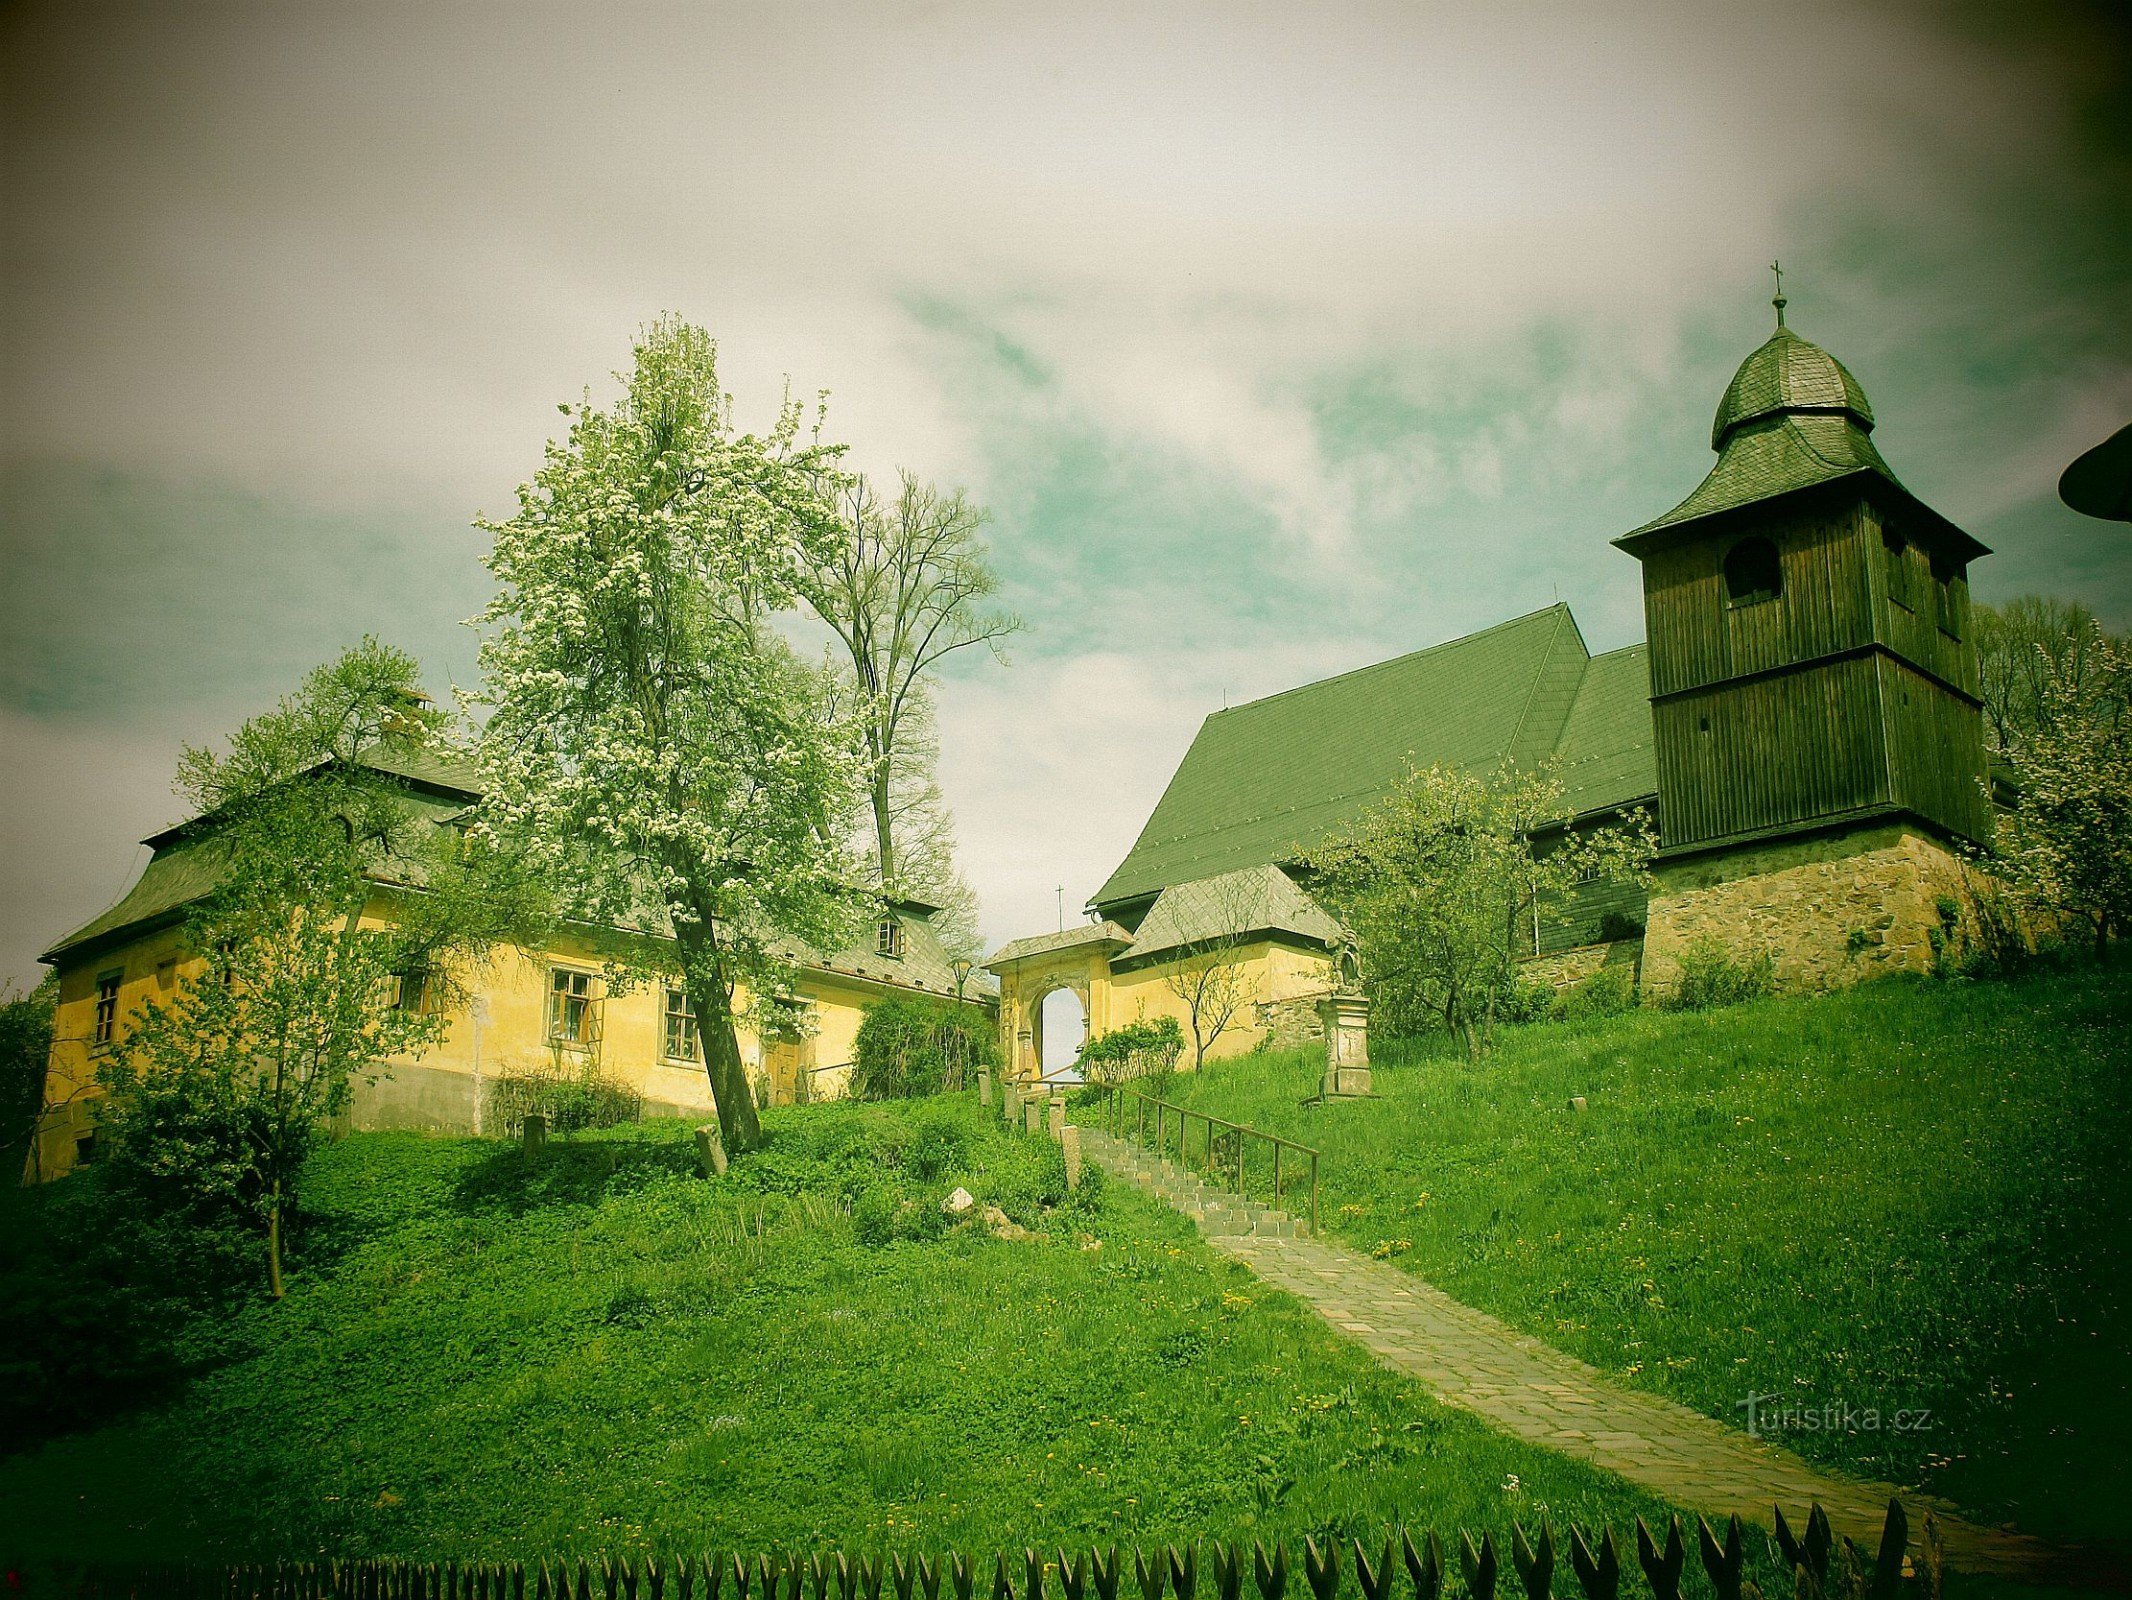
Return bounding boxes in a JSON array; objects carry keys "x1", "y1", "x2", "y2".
[{"x1": 1616, "y1": 284, "x2": 1992, "y2": 862}]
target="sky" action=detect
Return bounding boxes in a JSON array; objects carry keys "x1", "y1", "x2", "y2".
[{"x1": 3, "y1": 1, "x2": 2129, "y2": 991}]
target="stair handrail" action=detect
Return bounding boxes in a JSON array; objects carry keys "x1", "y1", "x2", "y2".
[{"x1": 1093, "y1": 1083, "x2": 1319, "y2": 1237}]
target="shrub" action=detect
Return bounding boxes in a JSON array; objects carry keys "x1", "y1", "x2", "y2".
[
  {"x1": 901, "y1": 1117, "x2": 970, "y2": 1182},
  {"x1": 850, "y1": 1183, "x2": 898, "y2": 1247},
  {"x1": 1078, "y1": 1016, "x2": 1184, "y2": 1083},
  {"x1": 1661, "y1": 936, "x2": 1775, "y2": 1012},
  {"x1": 850, "y1": 998, "x2": 996, "y2": 1101},
  {"x1": 0, "y1": 977, "x2": 55, "y2": 1173},
  {"x1": 1554, "y1": 964, "x2": 1636, "y2": 1022},
  {"x1": 487, "y1": 1066, "x2": 642, "y2": 1134},
  {"x1": 1493, "y1": 976, "x2": 1556, "y2": 1027}
]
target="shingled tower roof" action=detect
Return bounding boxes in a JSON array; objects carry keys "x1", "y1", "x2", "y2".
[{"x1": 1617, "y1": 287, "x2": 1986, "y2": 559}]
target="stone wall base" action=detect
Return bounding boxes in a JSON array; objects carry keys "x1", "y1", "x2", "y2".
[
  {"x1": 1519, "y1": 938, "x2": 1643, "y2": 993},
  {"x1": 1255, "y1": 995, "x2": 1328, "y2": 1054},
  {"x1": 1642, "y1": 822, "x2": 1965, "y2": 1000}
]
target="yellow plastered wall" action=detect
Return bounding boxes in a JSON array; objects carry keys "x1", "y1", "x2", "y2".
[
  {"x1": 25, "y1": 903, "x2": 935, "y2": 1181},
  {"x1": 1106, "y1": 941, "x2": 1335, "y2": 1064}
]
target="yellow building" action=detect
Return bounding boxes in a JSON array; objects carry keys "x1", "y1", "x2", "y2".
[{"x1": 25, "y1": 749, "x2": 986, "y2": 1184}]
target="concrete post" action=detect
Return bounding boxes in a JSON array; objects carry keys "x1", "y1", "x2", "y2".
[
  {"x1": 978, "y1": 1069, "x2": 993, "y2": 1108},
  {"x1": 1047, "y1": 1099, "x2": 1066, "y2": 1142},
  {"x1": 1061, "y1": 1124, "x2": 1083, "y2": 1189},
  {"x1": 522, "y1": 1112, "x2": 547, "y2": 1158},
  {"x1": 1024, "y1": 1100, "x2": 1042, "y2": 1136},
  {"x1": 1002, "y1": 1081, "x2": 1022, "y2": 1124},
  {"x1": 694, "y1": 1121, "x2": 729, "y2": 1179}
]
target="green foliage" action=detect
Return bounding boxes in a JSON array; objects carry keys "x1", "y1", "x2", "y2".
[
  {"x1": 1551, "y1": 964, "x2": 1636, "y2": 1022},
  {"x1": 1987, "y1": 621, "x2": 2132, "y2": 955},
  {"x1": 486, "y1": 1066, "x2": 643, "y2": 1134},
  {"x1": 1078, "y1": 1015, "x2": 1184, "y2": 1082},
  {"x1": 1307, "y1": 762, "x2": 1653, "y2": 1060},
  {"x1": 0, "y1": 1092, "x2": 1684, "y2": 1563},
  {"x1": 1153, "y1": 958, "x2": 2132, "y2": 1544},
  {"x1": 99, "y1": 640, "x2": 539, "y2": 1296},
  {"x1": 0, "y1": 976, "x2": 55, "y2": 1171},
  {"x1": 850, "y1": 997, "x2": 997, "y2": 1100},
  {"x1": 1658, "y1": 936, "x2": 1774, "y2": 1012},
  {"x1": 476, "y1": 316, "x2": 870, "y2": 1154}
]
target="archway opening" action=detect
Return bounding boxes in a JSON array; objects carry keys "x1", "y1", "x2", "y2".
[{"x1": 1038, "y1": 986, "x2": 1087, "y2": 1079}]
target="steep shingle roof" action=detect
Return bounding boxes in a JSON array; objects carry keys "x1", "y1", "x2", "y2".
[
  {"x1": 1120, "y1": 864, "x2": 1345, "y2": 965},
  {"x1": 1093, "y1": 605, "x2": 1638, "y2": 911}
]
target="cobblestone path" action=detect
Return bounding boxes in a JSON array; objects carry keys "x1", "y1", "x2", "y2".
[{"x1": 1078, "y1": 1126, "x2": 2088, "y2": 1587}]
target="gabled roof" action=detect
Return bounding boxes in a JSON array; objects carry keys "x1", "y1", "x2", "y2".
[
  {"x1": 1120, "y1": 864, "x2": 1346, "y2": 965},
  {"x1": 983, "y1": 920, "x2": 1134, "y2": 972},
  {"x1": 1092, "y1": 605, "x2": 1652, "y2": 912}
]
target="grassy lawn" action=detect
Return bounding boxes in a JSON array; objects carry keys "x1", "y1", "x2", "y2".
[
  {"x1": 1149, "y1": 959, "x2": 2132, "y2": 1548},
  {"x1": 0, "y1": 1093, "x2": 1692, "y2": 1567}
]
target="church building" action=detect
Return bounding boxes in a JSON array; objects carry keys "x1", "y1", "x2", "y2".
[{"x1": 986, "y1": 289, "x2": 1991, "y2": 1072}]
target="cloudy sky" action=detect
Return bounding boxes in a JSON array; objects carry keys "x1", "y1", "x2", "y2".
[{"x1": 3, "y1": 1, "x2": 2128, "y2": 989}]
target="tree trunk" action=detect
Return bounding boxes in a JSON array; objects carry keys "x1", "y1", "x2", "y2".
[
  {"x1": 872, "y1": 761, "x2": 896, "y2": 886},
  {"x1": 671, "y1": 908, "x2": 764, "y2": 1154},
  {"x1": 267, "y1": 1180, "x2": 286, "y2": 1300}
]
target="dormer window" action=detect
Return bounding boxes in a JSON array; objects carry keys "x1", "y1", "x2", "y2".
[
  {"x1": 876, "y1": 915, "x2": 906, "y2": 959},
  {"x1": 1722, "y1": 537, "x2": 1781, "y2": 608}
]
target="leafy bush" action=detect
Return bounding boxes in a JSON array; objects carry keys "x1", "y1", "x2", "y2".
[
  {"x1": 1492, "y1": 975, "x2": 1556, "y2": 1027},
  {"x1": 850, "y1": 998, "x2": 996, "y2": 1100},
  {"x1": 1553, "y1": 965, "x2": 1637, "y2": 1022},
  {"x1": 487, "y1": 1066, "x2": 642, "y2": 1134},
  {"x1": 901, "y1": 1117, "x2": 969, "y2": 1181},
  {"x1": 1077, "y1": 1015, "x2": 1183, "y2": 1083},
  {"x1": 1661, "y1": 936, "x2": 1775, "y2": 1012},
  {"x1": 0, "y1": 977, "x2": 54, "y2": 1173}
]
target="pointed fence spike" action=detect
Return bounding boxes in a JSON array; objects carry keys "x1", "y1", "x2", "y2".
[
  {"x1": 1302, "y1": 1539, "x2": 1338, "y2": 1600},
  {"x1": 1026, "y1": 1551, "x2": 1046, "y2": 1600},
  {"x1": 1133, "y1": 1550, "x2": 1166, "y2": 1600},
  {"x1": 1457, "y1": 1535, "x2": 1496, "y2": 1600},
  {"x1": 1351, "y1": 1542, "x2": 1394, "y2": 1600},
  {"x1": 1091, "y1": 1550, "x2": 1121, "y2": 1600},
  {"x1": 1056, "y1": 1551, "x2": 1088, "y2": 1600},
  {"x1": 1250, "y1": 1543, "x2": 1286, "y2": 1600},
  {"x1": 1868, "y1": 1502, "x2": 1908, "y2": 1600},
  {"x1": 1166, "y1": 1548, "x2": 1196, "y2": 1600},
  {"x1": 1210, "y1": 1544, "x2": 1243, "y2": 1600}
]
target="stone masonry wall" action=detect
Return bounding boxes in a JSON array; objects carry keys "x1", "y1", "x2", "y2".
[
  {"x1": 1255, "y1": 994, "x2": 1328, "y2": 1054},
  {"x1": 1642, "y1": 823, "x2": 1965, "y2": 1000},
  {"x1": 1519, "y1": 938, "x2": 1644, "y2": 993}
]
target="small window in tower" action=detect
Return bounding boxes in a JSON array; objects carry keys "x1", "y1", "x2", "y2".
[
  {"x1": 93, "y1": 971, "x2": 122, "y2": 1047},
  {"x1": 1883, "y1": 528, "x2": 1913, "y2": 611},
  {"x1": 1931, "y1": 552, "x2": 1963, "y2": 639},
  {"x1": 1722, "y1": 538, "x2": 1781, "y2": 608}
]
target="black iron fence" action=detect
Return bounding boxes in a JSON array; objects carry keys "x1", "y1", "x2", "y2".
[
  {"x1": 1091, "y1": 1084, "x2": 1320, "y2": 1237},
  {"x1": 47, "y1": 1499, "x2": 1950, "y2": 1600}
]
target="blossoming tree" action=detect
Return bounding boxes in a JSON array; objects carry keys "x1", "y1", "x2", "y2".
[{"x1": 476, "y1": 318, "x2": 869, "y2": 1152}]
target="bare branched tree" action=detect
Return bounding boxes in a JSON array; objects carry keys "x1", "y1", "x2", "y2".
[
  {"x1": 805, "y1": 469, "x2": 1020, "y2": 888},
  {"x1": 1159, "y1": 870, "x2": 1264, "y2": 1069}
]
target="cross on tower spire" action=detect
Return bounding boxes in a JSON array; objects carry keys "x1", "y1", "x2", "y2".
[{"x1": 1770, "y1": 259, "x2": 1788, "y2": 329}]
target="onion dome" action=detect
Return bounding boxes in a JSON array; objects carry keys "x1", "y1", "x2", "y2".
[
  {"x1": 1616, "y1": 272, "x2": 1988, "y2": 558},
  {"x1": 1710, "y1": 306, "x2": 1876, "y2": 450}
]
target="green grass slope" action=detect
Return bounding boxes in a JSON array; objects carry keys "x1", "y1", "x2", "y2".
[
  {"x1": 0, "y1": 1096, "x2": 1686, "y2": 1565},
  {"x1": 1152, "y1": 961, "x2": 2132, "y2": 1546}
]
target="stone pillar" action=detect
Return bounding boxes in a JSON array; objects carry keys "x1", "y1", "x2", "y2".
[
  {"x1": 1047, "y1": 1100, "x2": 1066, "y2": 1142},
  {"x1": 978, "y1": 1069, "x2": 993, "y2": 1108},
  {"x1": 1002, "y1": 1081, "x2": 1022, "y2": 1124},
  {"x1": 1024, "y1": 1100, "x2": 1043, "y2": 1136},
  {"x1": 1317, "y1": 993, "x2": 1373, "y2": 1098},
  {"x1": 694, "y1": 1121, "x2": 728, "y2": 1179},
  {"x1": 522, "y1": 1112, "x2": 547, "y2": 1158},
  {"x1": 1061, "y1": 1124, "x2": 1083, "y2": 1189},
  {"x1": 1016, "y1": 1027, "x2": 1037, "y2": 1082}
]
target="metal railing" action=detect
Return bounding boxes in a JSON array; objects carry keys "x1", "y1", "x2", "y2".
[{"x1": 1094, "y1": 1083, "x2": 1319, "y2": 1238}]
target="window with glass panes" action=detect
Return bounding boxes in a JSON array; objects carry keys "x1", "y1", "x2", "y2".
[
  {"x1": 549, "y1": 967, "x2": 595, "y2": 1044},
  {"x1": 93, "y1": 972, "x2": 121, "y2": 1045},
  {"x1": 663, "y1": 987, "x2": 699, "y2": 1062}
]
